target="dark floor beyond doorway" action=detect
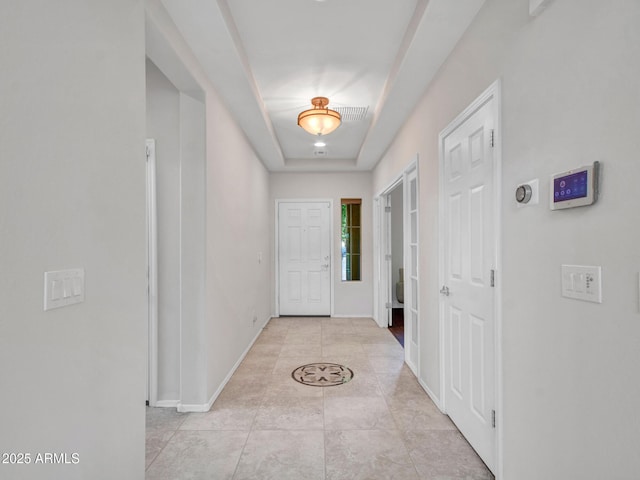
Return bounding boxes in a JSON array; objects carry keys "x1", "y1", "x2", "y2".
[{"x1": 389, "y1": 308, "x2": 404, "y2": 347}]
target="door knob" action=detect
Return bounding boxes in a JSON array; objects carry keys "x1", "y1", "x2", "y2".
[{"x1": 440, "y1": 286, "x2": 450, "y2": 296}]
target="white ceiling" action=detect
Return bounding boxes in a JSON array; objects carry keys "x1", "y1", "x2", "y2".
[{"x1": 159, "y1": 0, "x2": 486, "y2": 172}]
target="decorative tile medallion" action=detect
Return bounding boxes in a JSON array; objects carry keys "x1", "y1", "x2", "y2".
[{"x1": 291, "y1": 363, "x2": 354, "y2": 387}]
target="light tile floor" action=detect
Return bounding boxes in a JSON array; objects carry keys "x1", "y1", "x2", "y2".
[{"x1": 146, "y1": 317, "x2": 494, "y2": 480}]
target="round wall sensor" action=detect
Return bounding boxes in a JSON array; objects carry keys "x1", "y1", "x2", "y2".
[{"x1": 515, "y1": 184, "x2": 532, "y2": 204}]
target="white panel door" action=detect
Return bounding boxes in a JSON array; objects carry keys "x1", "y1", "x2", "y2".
[
  {"x1": 278, "y1": 202, "x2": 331, "y2": 316},
  {"x1": 442, "y1": 98, "x2": 496, "y2": 471}
]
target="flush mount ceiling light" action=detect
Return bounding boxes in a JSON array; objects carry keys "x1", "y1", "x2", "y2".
[{"x1": 298, "y1": 97, "x2": 342, "y2": 136}]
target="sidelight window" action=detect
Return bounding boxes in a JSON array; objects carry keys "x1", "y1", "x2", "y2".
[{"x1": 341, "y1": 198, "x2": 361, "y2": 281}]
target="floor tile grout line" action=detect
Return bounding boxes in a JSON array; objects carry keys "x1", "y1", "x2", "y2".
[
  {"x1": 144, "y1": 424, "x2": 181, "y2": 472},
  {"x1": 229, "y1": 428, "x2": 253, "y2": 480},
  {"x1": 145, "y1": 404, "x2": 195, "y2": 472},
  {"x1": 322, "y1": 376, "x2": 327, "y2": 480},
  {"x1": 232, "y1": 322, "x2": 290, "y2": 480},
  {"x1": 372, "y1": 343, "x2": 426, "y2": 478}
]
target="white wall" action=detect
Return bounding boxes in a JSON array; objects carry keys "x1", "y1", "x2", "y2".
[
  {"x1": 146, "y1": 58, "x2": 208, "y2": 407},
  {"x1": 145, "y1": 0, "x2": 273, "y2": 409},
  {"x1": 179, "y1": 93, "x2": 207, "y2": 406},
  {"x1": 0, "y1": 1, "x2": 147, "y2": 479},
  {"x1": 372, "y1": 0, "x2": 640, "y2": 478},
  {"x1": 204, "y1": 89, "x2": 272, "y2": 399},
  {"x1": 270, "y1": 172, "x2": 373, "y2": 317},
  {"x1": 146, "y1": 59, "x2": 181, "y2": 402}
]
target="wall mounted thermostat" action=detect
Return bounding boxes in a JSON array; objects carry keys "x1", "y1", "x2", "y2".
[
  {"x1": 515, "y1": 179, "x2": 539, "y2": 207},
  {"x1": 550, "y1": 161, "x2": 600, "y2": 210},
  {"x1": 516, "y1": 184, "x2": 532, "y2": 203}
]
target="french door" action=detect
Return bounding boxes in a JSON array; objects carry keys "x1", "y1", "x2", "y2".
[{"x1": 404, "y1": 166, "x2": 419, "y2": 372}]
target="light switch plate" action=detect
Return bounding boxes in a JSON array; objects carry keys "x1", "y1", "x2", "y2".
[
  {"x1": 561, "y1": 265, "x2": 602, "y2": 303},
  {"x1": 44, "y1": 268, "x2": 85, "y2": 311}
]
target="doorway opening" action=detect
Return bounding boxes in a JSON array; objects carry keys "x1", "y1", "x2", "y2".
[
  {"x1": 387, "y1": 184, "x2": 404, "y2": 347},
  {"x1": 375, "y1": 159, "x2": 419, "y2": 374}
]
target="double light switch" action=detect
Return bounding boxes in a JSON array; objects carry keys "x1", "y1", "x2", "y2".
[{"x1": 44, "y1": 268, "x2": 85, "y2": 311}]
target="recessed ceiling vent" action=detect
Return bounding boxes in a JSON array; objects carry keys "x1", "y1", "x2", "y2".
[{"x1": 332, "y1": 106, "x2": 369, "y2": 122}]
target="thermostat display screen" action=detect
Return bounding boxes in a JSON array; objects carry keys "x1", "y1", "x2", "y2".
[{"x1": 553, "y1": 170, "x2": 588, "y2": 203}]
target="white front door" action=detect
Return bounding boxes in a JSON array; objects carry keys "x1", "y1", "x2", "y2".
[
  {"x1": 278, "y1": 202, "x2": 331, "y2": 316},
  {"x1": 441, "y1": 94, "x2": 497, "y2": 471}
]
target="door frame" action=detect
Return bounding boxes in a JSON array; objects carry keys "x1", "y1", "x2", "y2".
[
  {"x1": 374, "y1": 175, "x2": 402, "y2": 329},
  {"x1": 384, "y1": 193, "x2": 393, "y2": 327},
  {"x1": 437, "y1": 79, "x2": 503, "y2": 476},
  {"x1": 274, "y1": 199, "x2": 334, "y2": 317},
  {"x1": 373, "y1": 156, "x2": 419, "y2": 375},
  {"x1": 146, "y1": 138, "x2": 158, "y2": 407}
]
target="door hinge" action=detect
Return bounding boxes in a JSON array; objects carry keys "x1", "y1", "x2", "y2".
[
  {"x1": 490, "y1": 129, "x2": 495, "y2": 148},
  {"x1": 490, "y1": 269, "x2": 495, "y2": 287},
  {"x1": 384, "y1": 206, "x2": 391, "y2": 213},
  {"x1": 145, "y1": 145, "x2": 151, "y2": 159},
  {"x1": 491, "y1": 409, "x2": 496, "y2": 428},
  {"x1": 385, "y1": 302, "x2": 392, "y2": 308}
]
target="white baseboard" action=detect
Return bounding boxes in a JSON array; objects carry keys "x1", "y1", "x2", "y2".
[
  {"x1": 331, "y1": 314, "x2": 374, "y2": 319},
  {"x1": 260, "y1": 316, "x2": 272, "y2": 329},
  {"x1": 154, "y1": 399, "x2": 179, "y2": 408},
  {"x1": 419, "y1": 378, "x2": 444, "y2": 412},
  {"x1": 177, "y1": 316, "x2": 273, "y2": 413},
  {"x1": 373, "y1": 315, "x2": 386, "y2": 328},
  {"x1": 177, "y1": 402, "x2": 212, "y2": 413}
]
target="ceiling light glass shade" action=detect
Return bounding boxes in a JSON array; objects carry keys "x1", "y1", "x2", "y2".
[{"x1": 298, "y1": 97, "x2": 342, "y2": 136}]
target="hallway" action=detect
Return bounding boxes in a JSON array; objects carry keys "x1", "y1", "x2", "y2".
[{"x1": 145, "y1": 317, "x2": 493, "y2": 479}]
